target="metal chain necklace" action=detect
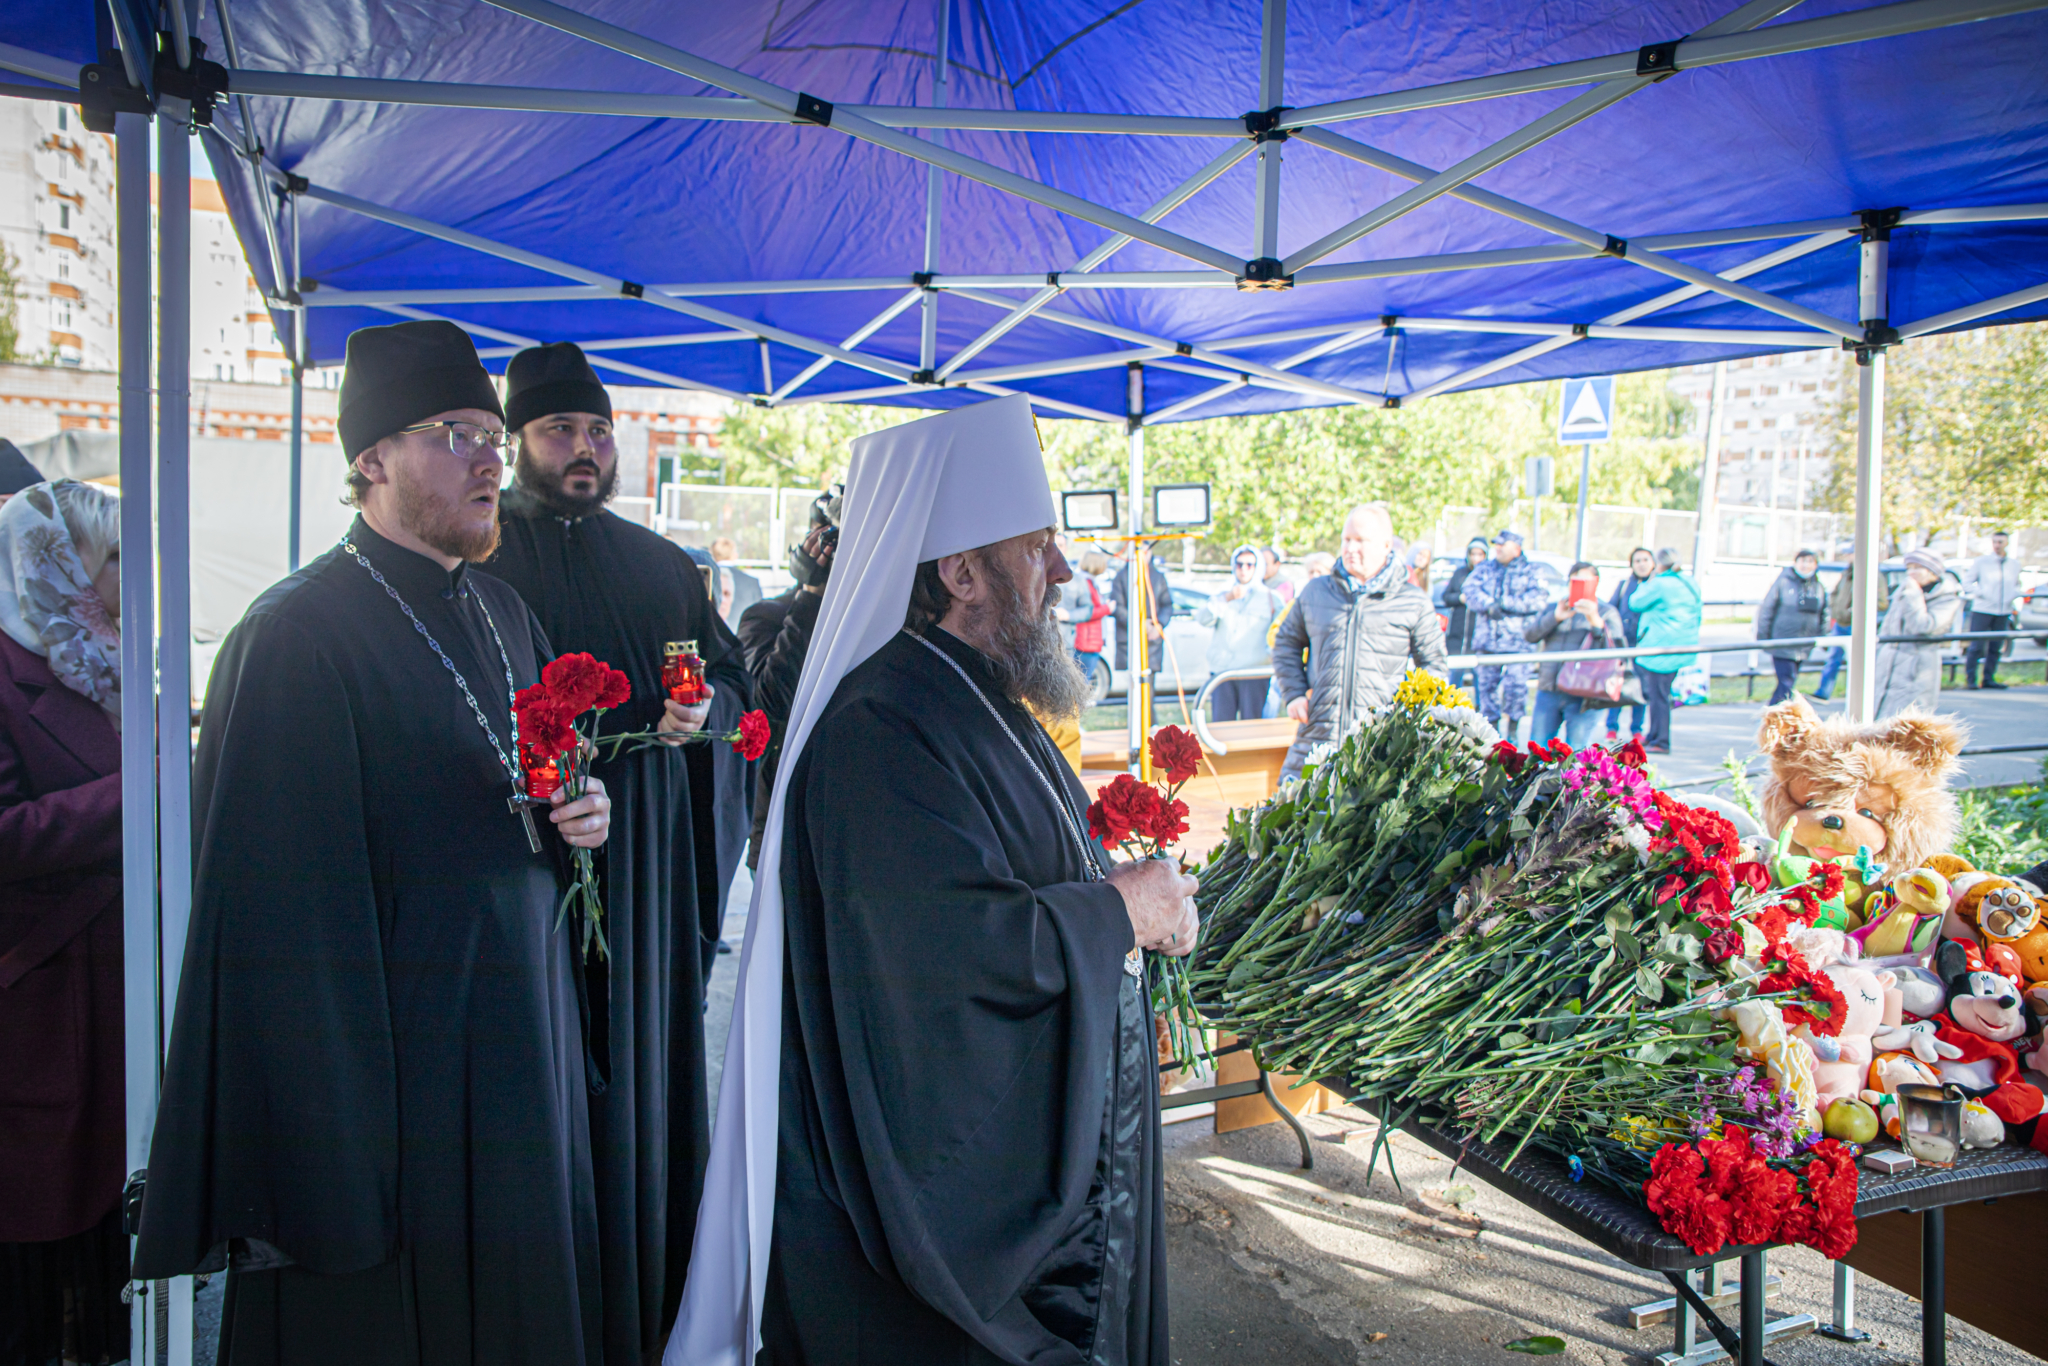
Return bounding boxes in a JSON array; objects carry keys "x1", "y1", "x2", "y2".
[
  {"x1": 344, "y1": 536, "x2": 524, "y2": 790},
  {"x1": 906, "y1": 631, "x2": 1106, "y2": 883}
]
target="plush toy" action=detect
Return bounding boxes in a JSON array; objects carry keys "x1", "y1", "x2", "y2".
[
  {"x1": 1770, "y1": 822, "x2": 1854, "y2": 929},
  {"x1": 1863, "y1": 1049, "x2": 1946, "y2": 1139},
  {"x1": 1725, "y1": 998, "x2": 1821, "y2": 1132},
  {"x1": 1784, "y1": 930, "x2": 1891, "y2": 1108},
  {"x1": 1757, "y1": 695, "x2": 1966, "y2": 894},
  {"x1": 1890, "y1": 963, "x2": 1949, "y2": 1021},
  {"x1": 1933, "y1": 940, "x2": 2048, "y2": 1149},
  {"x1": 1947, "y1": 871, "x2": 2042, "y2": 948},
  {"x1": 1851, "y1": 867, "x2": 1950, "y2": 962},
  {"x1": 1962, "y1": 1100, "x2": 2006, "y2": 1149}
]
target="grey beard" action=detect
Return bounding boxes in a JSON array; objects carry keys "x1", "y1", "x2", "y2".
[
  {"x1": 971, "y1": 553, "x2": 1092, "y2": 719},
  {"x1": 513, "y1": 444, "x2": 617, "y2": 519}
]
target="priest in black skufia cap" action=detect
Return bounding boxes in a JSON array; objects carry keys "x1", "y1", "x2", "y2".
[
  {"x1": 133, "y1": 319, "x2": 612, "y2": 1365},
  {"x1": 487, "y1": 341, "x2": 750, "y2": 1362}
]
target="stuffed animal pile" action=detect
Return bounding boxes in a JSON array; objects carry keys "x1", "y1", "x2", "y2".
[{"x1": 1750, "y1": 695, "x2": 2048, "y2": 1157}]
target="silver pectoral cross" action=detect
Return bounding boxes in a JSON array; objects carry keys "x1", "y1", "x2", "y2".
[{"x1": 509, "y1": 793, "x2": 547, "y2": 853}]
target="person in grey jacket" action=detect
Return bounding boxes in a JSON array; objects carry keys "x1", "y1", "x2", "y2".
[
  {"x1": 1272, "y1": 504, "x2": 1447, "y2": 781},
  {"x1": 1962, "y1": 530, "x2": 2022, "y2": 689},
  {"x1": 1195, "y1": 544, "x2": 1284, "y2": 721},
  {"x1": 1458, "y1": 530, "x2": 1550, "y2": 739},
  {"x1": 1526, "y1": 561, "x2": 1626, "y2": 748},
  {"x1": 1874, "y1": 549, "x2": 1962, "y2": 717},
  {"x1": 1754, "y1": 548, "x2": 1828, "y2": 705}
]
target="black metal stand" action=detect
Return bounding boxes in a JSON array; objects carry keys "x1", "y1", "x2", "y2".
[
  {"x1": 1158, "y1": 1043, "x2": 1313, "y2": 1170},
  {"x1": 1923, "y1": 1206, "x2": 1945, "y2": 1366}
]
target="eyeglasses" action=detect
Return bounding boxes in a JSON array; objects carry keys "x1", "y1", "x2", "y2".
[{"x1": 394, "y1": 420, "x2": 512, "y2": 460}]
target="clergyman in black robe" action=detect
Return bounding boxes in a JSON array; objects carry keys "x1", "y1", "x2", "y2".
[
  {"x1": 760, "y1": 517, "x2": 1198, "y2": 1365},
  {"x1": 485, "y1": 343, "x2": 749, "y2": 1364},
  {"x1": 132, "y1": 321, "x2": 612, "y2": 1366}
]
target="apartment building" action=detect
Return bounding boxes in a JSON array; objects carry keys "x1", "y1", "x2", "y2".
[
  {"x1": 0, "y1": 99, "x2": 119, "y2": 369},
  {"x1": 1668, "y1": 349, "x2": 1846, "y2": 510}
]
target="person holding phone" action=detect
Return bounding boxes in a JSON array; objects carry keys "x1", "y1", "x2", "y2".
[{"x1": 1526, "y1": 561, "x2": 1625, "y2": 748}]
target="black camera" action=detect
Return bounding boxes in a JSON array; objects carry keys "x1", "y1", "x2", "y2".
[{"x1": 787, "y1": 485, "x2": 843, "y2": 588}]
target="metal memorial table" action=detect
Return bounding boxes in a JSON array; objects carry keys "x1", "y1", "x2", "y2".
[{"x1": 1325, "y1": 1093, "x2": 2048, "y2": 1366}]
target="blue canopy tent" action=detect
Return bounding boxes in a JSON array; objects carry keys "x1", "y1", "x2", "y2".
[{"x1": 4, "y1": 1, "x2": 2046, "y2": 1358}]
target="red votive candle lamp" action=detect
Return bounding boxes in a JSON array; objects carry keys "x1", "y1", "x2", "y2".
[
  {"x1": 663, "y1": 640, "x2": 706, "y2": 705},
  {"x1": 523, "y1": 751, "x2": 561, "y2": 802}
]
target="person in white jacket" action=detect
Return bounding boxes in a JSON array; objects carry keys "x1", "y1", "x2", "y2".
[
  {"x1": 1195, "y1": 544, "x2": 1284, "y2": 721},
  {"x1": 1874, "y1": 548, "x2": 1963, "y2": 717},
  {"x1": 1961, "y1": 530, "x2": 2023, "y2": 690}
]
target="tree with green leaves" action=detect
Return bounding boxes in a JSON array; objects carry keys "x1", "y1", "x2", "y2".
[
  {"x1": 0, "y1": 243, "x2": 24, "y2": 364},
  {"x1": 1815, "y1": 322, "x2": 2048, "y2": 546}
]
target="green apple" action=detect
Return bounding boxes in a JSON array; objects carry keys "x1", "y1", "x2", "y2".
[{"x1": 1823, "y1": 1097, "x2": 1880, "y2": 1144}]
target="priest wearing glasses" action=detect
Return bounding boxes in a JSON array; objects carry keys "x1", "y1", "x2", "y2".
[
  {"x1": 669, "y1": 395, "x2": 1196, "y2": 1366},
  {"x1": 134, "y1": 320, "x2": 611, "y2": 1366}
]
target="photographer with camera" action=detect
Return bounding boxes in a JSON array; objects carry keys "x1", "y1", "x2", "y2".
[{"x1": 736, "y1": 486, "x2": 840, "y2": 866}]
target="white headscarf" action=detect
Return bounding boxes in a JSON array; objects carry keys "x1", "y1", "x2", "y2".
[
  {"x1": 667, "y1": 395, "x2": 1057, "y2": 1365},
  {"x1": 0, "y1": 479, "x2": 121, "y2": 723}
]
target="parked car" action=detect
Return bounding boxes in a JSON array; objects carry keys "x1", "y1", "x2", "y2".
[{"x1": 2018, "y1": 582, "x2": 2048, "y2": 647}]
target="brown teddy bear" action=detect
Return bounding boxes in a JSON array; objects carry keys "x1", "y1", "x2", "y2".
[{"x1": 1757, "y1": 695, "x2": 1967, "y2": 890}]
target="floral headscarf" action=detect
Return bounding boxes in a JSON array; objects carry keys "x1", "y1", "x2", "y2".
[{"x1": 0, "y1": 480, "x2": 121, "y2": 722}]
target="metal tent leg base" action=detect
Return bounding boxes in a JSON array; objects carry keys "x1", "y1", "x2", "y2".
[
  {"x1": 1659, "y1": 1252, "x2": 1817, "y2": 1366},
  {"x1": 1816, "y1": 1261, "x2": 1870, "y2": 1343},
  {"x1": 1259, "y1": 1070, "x2": 1314, "y2": 1170}
]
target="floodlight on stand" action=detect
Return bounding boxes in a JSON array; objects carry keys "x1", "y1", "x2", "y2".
[
  {"x1": 1152, "y1": 482, "x2": 1211, "y2": 528},
  {"x1": 1061, "y1": 488, "x2": 1120, "y2": 533}
]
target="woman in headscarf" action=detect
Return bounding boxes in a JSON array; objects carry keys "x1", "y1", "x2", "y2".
[
  {"x1": 0, "y1": 479, "x2": 127, "y2": 1366},
  {"x1": 1873, "y1": 548, "x2": 1962, "y2": 718}
]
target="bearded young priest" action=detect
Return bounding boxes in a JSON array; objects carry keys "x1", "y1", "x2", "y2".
[
  {"x1": 486, "y1": 341, "x2": 749, "y2": 1363},
  {"x1": 133, "y1": 320, "x2": 612, "y2": 1366},
  {"x1": 668, "y1": 395, "x2": 1196, "y2": 1366}
]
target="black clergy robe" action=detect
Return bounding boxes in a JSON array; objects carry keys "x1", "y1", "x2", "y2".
[
  {"x1": 763, "y1": 627, "x2": 1167, "y2": 1366},
  {"x1": 488, "y1": 489, "x2": 749, "y2": 1364},
  {"x1": 132, "y1": 517, "x2": 601, "y2": 1366}
]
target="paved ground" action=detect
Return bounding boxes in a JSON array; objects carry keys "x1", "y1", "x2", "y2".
[{"x1": 1162, "y1": 1106, "x2": 2042, "y2": 1366}]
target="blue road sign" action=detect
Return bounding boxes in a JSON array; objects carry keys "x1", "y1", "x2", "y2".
[{"x1": 1558, "y1": 375, "x2": 1615, "y2": 444}]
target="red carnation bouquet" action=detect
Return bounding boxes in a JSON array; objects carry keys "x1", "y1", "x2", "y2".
[
  {"x1": 516, "y1": 652, "x2": 632, "y2": 960},
  {"x1": 1088, "y1": 726, "x2": 1206, "y2": 1062}
]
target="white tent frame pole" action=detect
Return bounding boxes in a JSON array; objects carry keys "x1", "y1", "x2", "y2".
[
  {"x1": 1145, "y1": 376, "x2": 1249, "y2": 424},
  {"x1": 155, "y1": 98, "x2": 198, "y2": 1366},
  {"x1": 1845, "y1": 222, "x2": 1891, "y2": 721},
  {"x1": 1896, "y1": 279, "x2": 2048, "y2": 338},
  {"x1": 1278, "y1": 0, "x2": 2048, "y2": 129},
  {"x1": 0, "y1": 41, "x2": 81, "y2": 85},
  {"x1": 919, "y1": 0, "x2": 950, "y2": 372},
  {"x1": 773, "y1": 289, "x2": 926, "y2": 401},
  {"x1": 475, "y1": 330, "x2": 759, "y2": 356},
  {"x1": 947, "y1": 345, "x2": 1179, "y2": 385},
  {"x1": 288, "y1": 180, "x2": 920, "y2": 382},
  {"x1": 115, "y1": 109, "x2": 159, "y2": 1364},
  {"x1": 937, "y1": 142, "x2": 1251, "y2": 378},
  {"x1": 221, "y1": 68, "x2": 1247, "y2": 136},
  {"x1": 1691, "y1": 360, "x2": 1729, "y2": 576},
  {"x1": 1126, "y1": 363, "x2": 1145, "y2": 774},
  {"x1": 370, "y1": 303, "x2": 752, "y2": 399},
  {"x1": 1405, "y1": 228, "x2": 1851, "y2": 400},
  {"x1": 205, "y1": 12, "x2": 293, "y2": 300},
  {"x1": 1251, "y1": 0, "x2": 1286, "y2": 263},
  {"x1": 945, "y1": 285, "x2": 1387, "y2": 404},
  {"x1": 483, "y1": 0, "x2": 1246, "y2": 273}
]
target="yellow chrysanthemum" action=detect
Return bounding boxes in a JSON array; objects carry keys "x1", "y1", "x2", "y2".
[
  {"x1": 1609, "y1": 1113, "x2": 1694, "y2": 1150},
  {"x1": 1393, "y1": 668, "x2": 1469, "y2": 712}
]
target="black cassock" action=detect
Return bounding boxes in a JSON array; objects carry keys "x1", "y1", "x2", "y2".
[
  {"x1": 132, "y1": 517, "x2": 601, "y2": 1365},
  {"x1": 488, "y1": 490, "x2": 749, "y2": 1364},
  {"x1": 763, "y1": 627, "x2": 1167, "y2": 1366}
]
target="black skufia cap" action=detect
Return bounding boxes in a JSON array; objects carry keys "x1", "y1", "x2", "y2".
[
  {"x1": 337, "y1": 320, "x2": 504, "y2": 458},
  {"x1": 504, "y1": 342, "x2": 612, "y2": 433},
  {"x1": 0, "y1": 439, "x2": 44, "y2": 495}
]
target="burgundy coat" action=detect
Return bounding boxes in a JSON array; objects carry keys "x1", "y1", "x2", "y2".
[{"x1": 0, "y1": 631, "x2": 124, "y2": 1242}]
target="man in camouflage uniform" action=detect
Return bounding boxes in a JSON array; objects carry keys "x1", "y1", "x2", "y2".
[{"x1": 1458, "y1": 530, "x2": 1550, "y2": 739}]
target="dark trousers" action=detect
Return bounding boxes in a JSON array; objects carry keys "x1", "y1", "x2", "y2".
[
  {"x1": 1767, "y1": 656, "x2": 1802, "y2": 706},
  {"x1": 1642, "y1": 668, "x2": 1676, "y2": 750},
  {"x1": 1209, "y1": 677, "x2": 1267, "y2": 723},
  {"x1": 1965, "y1": 611, "x2": 2012, "y2": 684}
]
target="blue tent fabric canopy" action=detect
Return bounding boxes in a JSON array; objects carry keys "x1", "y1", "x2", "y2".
[{"x1": 9, "y1": 0, "x2": 2048, "y2": 422}]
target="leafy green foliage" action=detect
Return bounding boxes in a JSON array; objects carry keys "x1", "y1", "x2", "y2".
[
  {"x1": 0, "y1": 242, "x2": 23, "y2": 364},
  {"x1": 1952, "y1": 758, "x2": 2048, "y2": 872}
]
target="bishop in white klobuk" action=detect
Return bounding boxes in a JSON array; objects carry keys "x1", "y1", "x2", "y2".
[{"x1": 667, "y1": 393, "x2": 1198, "y2": 1366}]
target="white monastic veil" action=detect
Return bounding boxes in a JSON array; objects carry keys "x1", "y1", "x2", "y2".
[{"x1": 666, "y1": 394, "x2": 1057, "y2": 1364}]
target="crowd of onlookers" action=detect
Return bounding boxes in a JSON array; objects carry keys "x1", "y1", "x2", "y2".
[{"x1": 1051, "y1": 511, "x2": 2031, "y2": 765}]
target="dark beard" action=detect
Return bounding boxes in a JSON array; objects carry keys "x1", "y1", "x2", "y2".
[
  {"x1": 968, "y1": 551, "x2": 1092, "y2": 719},
  {"x1": 395, "y1": 471, "x2": 501, "y2": 564},
  {"x1": 512, "y1": 443, "x2": 618, "y2": 519}
]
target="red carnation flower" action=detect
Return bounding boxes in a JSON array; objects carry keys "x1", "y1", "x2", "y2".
[
  {"x1": 1089, "y1": 774, "x2": 1160, "y2": 852},
  {"x1": 1733, "y1": 861, "x2": 1770, "y2": 893},
  {"x1": 541, "y1": 651, "x2": 608, "y2": 715},
  {"x1": 1727, "y1": 1157, "x2": 1798, "y2": 1247},
  {"x1": 1645, "y1": 1143, "x2": 1732, "y2": 1257},
  {"x1": 517, "y1": 694, "x2": 577, "y2": 756},
  {"x1": 1527, "y1": 741, "x2": 1549, "y2": 761},
  {"x1": 1704, "y1": 926, "x2": 1743, "y2": 964},
  {"x1": 1144, "y1": 795, "x2": 1191, "y2": 847},
  {"x1": 1615, "y1": 735, "x2": 1649, "y2": 769},
  {"x1": 1148, "y1": 726, "x2": 1202, "y2": 786},
  {"x1": 595, "y1": 666, "x2": 632, "y2": 711},
  {"x1": 732, "y1": 709, "x2": 771, "y2": 762},
  {"x1": 1548, "y1": 738, "x2": 1573, "y2": 759},
  {"x1": 1686, "y1": 880, "x2": 1733, "y2": 929},
  {"x1": 1492, "y1": 741, "x2": 1527, "y2": 777}
]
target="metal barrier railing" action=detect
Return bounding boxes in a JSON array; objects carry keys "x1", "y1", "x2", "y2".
[{"x1": 1183, "y1": 629, "x2": 2040, "y2": 756}]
